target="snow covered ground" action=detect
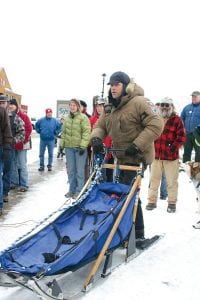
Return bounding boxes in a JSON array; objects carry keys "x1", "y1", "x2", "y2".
[{"x1": 0, "y1": 134, "x2": 200, "y2": 300}]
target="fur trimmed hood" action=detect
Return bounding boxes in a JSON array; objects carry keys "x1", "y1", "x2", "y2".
[{"x1": 125, "y1": 80, "x2": 144, "y2": 98}]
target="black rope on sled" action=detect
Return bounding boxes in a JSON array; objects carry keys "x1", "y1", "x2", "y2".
[
  {"x1": 42, "y1": 223, "x2": 80, "y2": 263},
  {"x1": 79, "y1": 209, "x2": 99, "y2": 230},
  {"x1": 43, "y1": 194, "x2": 130, "y2": 263}
]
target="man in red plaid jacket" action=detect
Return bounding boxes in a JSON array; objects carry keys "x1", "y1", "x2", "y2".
[{"x1": 146, "y1": 97, "x2": 186, "y2": 213}]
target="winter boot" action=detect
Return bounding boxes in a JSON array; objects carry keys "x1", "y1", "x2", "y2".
[
  {"x1": 193, "y1": 221, "x2": 200, "y2": 229},
  {"x1": 3, "y1": 194, "x2": 9, "y2": 203},
  {"x1": 64, "y1": 192, "x2": 74, "y2": 198},
  {"x1": 160, "y1": 195, "x2": 167, "y2": 200},
  {"x1": 135, "y1": 229, "x2": 145, "y2": 240},
  {"x1": 18, "y1": 187, "x2": 28, "y2": 192},
  {"x1": 146, "y1": 203, "x2": 157, "y2": 210},
  {"x1": 47, "y1": 165, "x2": 52, "y2": 171},
  {"x1": 167, "y1": 203, "x2": 176, "y2": 213},
  {"x1": 38, "y1": 166, "x2": 44, "y2": 171},
  {"x1": 73, "y1": 192, "x2": 80, "y2": 199},
  {"x1": 61, "y1": 151, "x2": 65, "y2": 158}
]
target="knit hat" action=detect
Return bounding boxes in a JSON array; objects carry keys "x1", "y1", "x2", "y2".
[
  {"x1": 45, "y1": 108, "x2": 52, "y2": 114},
  {"x1": 80, "y1": 100, "x2": 87, "y2": 108},
  {"x1": 95, "y1": 96, "x2": 106, "y2": 105},
  {"x1": 107, "y1": 71, "x2": 130, "y2": 85},
  {"x1": 0, "y1": 95, "x2": 9, "y2": 102},
  {"x1": 9, "y1": 98, "x2": 19, "y2": 108}
]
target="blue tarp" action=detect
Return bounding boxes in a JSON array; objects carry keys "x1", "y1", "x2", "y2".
[{"x1": 0, "y1": 182, "x2": 137, "y2": 276}]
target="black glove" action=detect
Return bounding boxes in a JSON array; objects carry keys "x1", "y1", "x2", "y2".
[
  {"x1": 91, "y1": 137, "x2": 104, "y2": 154},
  {"x1": 125, "y1": 144, "x2": 140, "y2": 156},
  {"x1": 3, "y1": 144, "x2": 12, "y2": 161},
  {"x1": 79, "y1": 148, "x2": 85, "y2": 156}
]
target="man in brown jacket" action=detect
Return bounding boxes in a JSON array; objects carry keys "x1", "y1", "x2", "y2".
[
  {"x1": 91, "y1": 71, "x2": 163, "y2": 239},
  {"x1": 0, "y1": 95, "x2": 13, "y2": 215}
]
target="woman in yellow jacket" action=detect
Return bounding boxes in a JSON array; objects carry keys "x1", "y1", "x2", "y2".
[{"x1": 60, "y1": 99, "x2": 91, "y2": 198}]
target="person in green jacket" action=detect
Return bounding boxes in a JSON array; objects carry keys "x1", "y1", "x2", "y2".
[{"x1": 60, "y1": 99, "x2": 91, "y2": 198}]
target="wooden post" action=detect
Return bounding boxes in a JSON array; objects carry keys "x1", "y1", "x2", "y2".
[{"x1": 82, "y1": 174, "x2": 141, "y2": 291}]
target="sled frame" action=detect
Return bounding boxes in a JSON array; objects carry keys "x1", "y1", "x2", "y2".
[{"x1": 0, "y1": 163, "x2": 142, "y2": 300}]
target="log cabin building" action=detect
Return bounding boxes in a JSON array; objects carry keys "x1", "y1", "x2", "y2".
[{"x1": 0, "y1": 67, "x2": 22, "y2": 105}]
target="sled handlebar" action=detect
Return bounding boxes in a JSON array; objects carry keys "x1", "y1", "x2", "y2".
[
  {"x1": 106, "y1": 148, "x2": 147, "y2": 172},
  {"x1": 101, "y1": 163, "x2": 140, "y2": 171},
  {"x1": 106, "y1": 148, "x2": 125, "y2": 152}
]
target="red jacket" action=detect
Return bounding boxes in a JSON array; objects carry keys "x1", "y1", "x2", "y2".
[
  {"x1": 90, "y1": 111, "x2": 112, "y2": 157},
  {"x1": 14, "y1": 110, "x2": 32, "y2": 150},
  {"x1": 154, "y1": 114, "x2": 186, "y2": 160}
]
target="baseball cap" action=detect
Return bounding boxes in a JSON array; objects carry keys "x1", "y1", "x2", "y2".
[
  {"x1": 191, "y1": 91, "x2": 200, "y2": 96},
  {"x1": 0, "y1": 95, "x2": 9, "y2": 102},
  {"x1": 160, "y1": 97, "x2": 173, "y2": 105},
  {"x1": 45, "y1": 108, "x2": 52, "y2": 114}
]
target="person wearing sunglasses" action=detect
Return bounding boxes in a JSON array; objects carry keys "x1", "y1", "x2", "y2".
[
  {"x1": 146, "y1": 97, "x2": 186, "y2": 213},
  {"x1": 152, "y1": 102, "x2": 168, "y2": 200},
  {"x1": 181, "y1": 91, "x2": 200, "y2": 163}
]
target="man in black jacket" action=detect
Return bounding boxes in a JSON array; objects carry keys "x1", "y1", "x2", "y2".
[
  {"x1": 0, "y1": 95, "x2": 13, "y2": 215},
  {"x1": 0, "y1": 95, "x2": 25, "y2": 201}
]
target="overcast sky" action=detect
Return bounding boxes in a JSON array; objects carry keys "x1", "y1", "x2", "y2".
[{"x1": 1, "y1": 0, "x2": 200, "y2": 117}]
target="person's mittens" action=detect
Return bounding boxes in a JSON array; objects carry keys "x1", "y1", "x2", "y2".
[
  {"x1": 79, "y1": 148, "x2": 85, "y2": 156},
  {"x1": 125, "y1": 144, "x2": 140, "y2": 156},
  {"x1": 91, "y1": 137, "x2": 104, "y2": 154}
]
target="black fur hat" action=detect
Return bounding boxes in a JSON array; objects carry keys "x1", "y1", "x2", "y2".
[
  {"x1": 80, "y1": 100, "x2": 87, "y2": 108},
  {"x1": 9, "y1": 98, "x2": 19, "y2": 108},
  {"x1": 107, "y1": 71, "x2": 130, "y2": 86}
]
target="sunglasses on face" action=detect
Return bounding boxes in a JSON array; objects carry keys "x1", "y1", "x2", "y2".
[{"x1": 160, "y1": 103, "x2": 170, "y2": 108}]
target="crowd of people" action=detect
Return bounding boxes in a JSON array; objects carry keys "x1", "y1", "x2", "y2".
[
  {"x1": 1, "y1": 72, "x2": 200, "y2": 238},
  {"x1": 0, "y1": 94, "x2": 32, "y2": 215}
]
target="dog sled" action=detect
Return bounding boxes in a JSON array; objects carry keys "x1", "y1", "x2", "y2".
[{"x1": 0, "y1": 152, "x2": 160, "y2": 300}]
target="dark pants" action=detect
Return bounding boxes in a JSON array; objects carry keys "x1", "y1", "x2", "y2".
[
  {"x1": 183, "y1": 133, "x2": 200, "y2": 163},
  {"x1": 119, "y1": 169, "x2": 144, "y2": 239},
  {"x1": 160, "y1": 172, "x2": 168, "y2": 198},
  {"x1": 3, "y1": 148, "x2": 14, "y2": 196},
  {"x1": 85, "y1": 147, "x2": 92, "y2": 181}
]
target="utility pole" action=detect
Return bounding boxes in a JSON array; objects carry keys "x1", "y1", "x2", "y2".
[{"x1": 101, "y1": 73, "x2": 106, "y2": 98}]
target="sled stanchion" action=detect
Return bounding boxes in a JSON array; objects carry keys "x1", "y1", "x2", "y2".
[
  {"x1": 125, "y1": 177, "x2": 142, "y2": 261},
  {"x1": 133, "y1": 178, "x2": 142, "y2": 222},
  {"x1": 82, "y1": 175, "x2": 141, "y2": 291},
  {"x1": 101, "y1": 163, "x2": 139, "y2": 171}
]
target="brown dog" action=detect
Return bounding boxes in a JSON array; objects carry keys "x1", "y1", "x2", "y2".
[{"x1": 186, "y1": 162, "x2": 200, "y2": 214}]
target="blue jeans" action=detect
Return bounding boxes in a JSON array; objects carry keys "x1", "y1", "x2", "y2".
[
  {"x1": 0, "y1": 146, "x2": 3, "y2": 208},
  {"x1": 3, "y1": 147, "x2": 15, "y2": 195},
  {"x1": 160, "y1": 172, "x2": 168, "y2": 198},
  {"x1": 65, "y1": 148, "x2": 87, "y2": 193},
  {"x1": 39, "y1": 139, "x2": 55, "y2": 168},
  {"x1": 11, "y1": 150, "x2": 29, "y2": 188}
]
